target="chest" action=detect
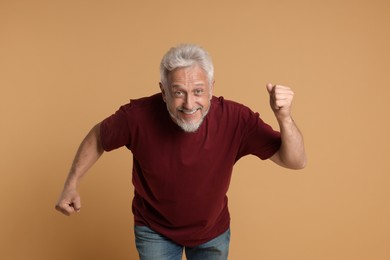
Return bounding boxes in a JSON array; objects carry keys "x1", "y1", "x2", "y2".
[{"x1": 130, "y1": 117, "x2": 240, "y2": 181}]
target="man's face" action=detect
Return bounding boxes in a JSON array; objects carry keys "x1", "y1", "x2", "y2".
[{"x1": 160, "y1": 65, "x2": 214, "y2": 132}]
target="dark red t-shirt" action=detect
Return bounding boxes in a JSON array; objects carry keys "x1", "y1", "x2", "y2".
[{"x1": 100, "y1": 93, "x2": 281, "y2": 246}]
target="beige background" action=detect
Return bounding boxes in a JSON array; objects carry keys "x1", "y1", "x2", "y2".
[{"x1": 1, "y1": 0, "x2": 390, "y2": 259}]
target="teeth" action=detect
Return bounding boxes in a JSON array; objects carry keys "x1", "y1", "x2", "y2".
[
  {"x1": 180, "y1": 108, "x2": 200, "y2": 114},
  {"x1": 183, "y1": 110, "x2": 196, "y2": 114}
]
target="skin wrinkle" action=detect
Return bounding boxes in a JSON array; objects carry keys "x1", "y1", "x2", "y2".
[{"x1": 161, "y1": 65, "x2": 213, "y2": 133}]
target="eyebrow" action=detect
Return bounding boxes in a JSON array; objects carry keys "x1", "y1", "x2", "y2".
[
  {"x1": 171, "y1": 82, "x2": 206, "y2": 88},
  {"x1": 194, "y1": 82, "x2": 206, "y2": 87},
  {"x1": 171, "y1": 84, "x2": 185, "y2": 89}
]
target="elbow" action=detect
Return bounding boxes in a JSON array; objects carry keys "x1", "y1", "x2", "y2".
[
  {"x1": 294, "y1": 160, "x2": 307, "y2": 170},
  {"x1": 289, "y1": 156, "x2": 307, "y2": 170},
  {"x1": 270, "y1": 150, "x2": 307, "y2": 170},
  {"x1": 279, "y1": 154, "x2": 307, "y2": 170}
]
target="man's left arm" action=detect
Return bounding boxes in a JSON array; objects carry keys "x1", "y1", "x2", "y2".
[{"x1": 266, "y1": 83, "x2": 307, "y2": 169}]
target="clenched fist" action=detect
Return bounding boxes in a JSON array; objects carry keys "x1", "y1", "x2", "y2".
[
  {"x1": 55, "y1": 187, "x2": 81, "y2": 216},
  {"x1": 266, "y1": 83, "x2": 294, "y2": 120}
]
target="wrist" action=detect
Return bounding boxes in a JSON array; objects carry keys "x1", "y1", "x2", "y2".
[
  {"x1": 276, "y1": 114, "x2": 293, "y2": 125},
  {"x1": 64, "y1": 175, "x2": 79, "y2": 190}
]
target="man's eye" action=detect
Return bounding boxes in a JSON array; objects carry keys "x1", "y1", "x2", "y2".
[
  {"x1": 174, "y1": 91, "x2": 183, "y2": 97},
  {"x1": 194, "y1": 89, "x2": 204, "y2": 95}
]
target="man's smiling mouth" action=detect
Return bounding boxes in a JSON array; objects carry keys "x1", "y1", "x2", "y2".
[{"x1": 179, "y1": 108, "x2": 201, "y2": 115}]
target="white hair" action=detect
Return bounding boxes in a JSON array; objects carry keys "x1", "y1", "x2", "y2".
[{"x1": 160, "y1": 44, "x2": 214, "y2": 88}]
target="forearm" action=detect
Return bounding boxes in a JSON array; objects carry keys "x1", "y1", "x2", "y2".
[
  {"x1": 56, "y1": 123, "x2": 104, "y2": 216},
  {"x1": 277, "y1": 116, "x2": 307, "y2": 169},
  {"x1": 64, "y1": 123, "x2": 104, "y2": 188}
]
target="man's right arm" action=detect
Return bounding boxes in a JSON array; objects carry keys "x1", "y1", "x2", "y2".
[{"x1": 55, "y1": 123, "x2": 104, "y2": 216}]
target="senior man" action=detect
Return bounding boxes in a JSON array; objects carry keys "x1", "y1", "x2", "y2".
[{"x1": 55, "y1": 43, "x2": 306, "y2": 260}]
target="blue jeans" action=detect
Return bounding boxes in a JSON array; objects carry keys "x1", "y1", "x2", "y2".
[{"x1": 134, "y1": 226, "x2": 230, "y2": 260}]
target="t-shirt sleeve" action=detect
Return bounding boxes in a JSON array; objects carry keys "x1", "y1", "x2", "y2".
[
  {"x1": 237, "y1": 107, "x2": 281, "y2": 160},
  {"x1": 100, "y1": 104, "x2": 131, "y2": 152}
]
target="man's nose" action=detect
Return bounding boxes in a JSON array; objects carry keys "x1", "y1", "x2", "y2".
[{"x1": 183, "y1": 93, "x2": 195, "y2": 109}]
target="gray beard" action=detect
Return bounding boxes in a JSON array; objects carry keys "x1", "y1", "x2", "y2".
[{"x1": 166, "y1": 105, "x2": 210, "y2": 133}]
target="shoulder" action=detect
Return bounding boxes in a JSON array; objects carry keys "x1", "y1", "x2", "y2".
[
  {"x1": 103, "y1": 93, "x2": 166, "y2": 127},
  {"x1": 210, "y1": 95, "x2": 271, "y2": 131},
  {"x1": 128, "y1": 93, "x2": 164, "y2": 108},
  {"x1": 212, "y1": 95, "x2": 246, "y2": 109},
  {"x1": 211, "y1": 95, "x2": 253, "y2": 116},
  {"x1": 118, "y1": 93, "x2": 165, "y2": 114}
]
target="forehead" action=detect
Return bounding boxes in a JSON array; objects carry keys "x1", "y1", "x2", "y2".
[{"x1": 168, "y1": 65, "x2": 207, "y2": 85}]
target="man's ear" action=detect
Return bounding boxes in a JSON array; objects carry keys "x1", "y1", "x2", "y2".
[
  {"x1": 159, "y1": 82, "x2": 167, "y2": 102},
  {"x1": 210, "y1": 80, "x2": 215, "y2": 96}
]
